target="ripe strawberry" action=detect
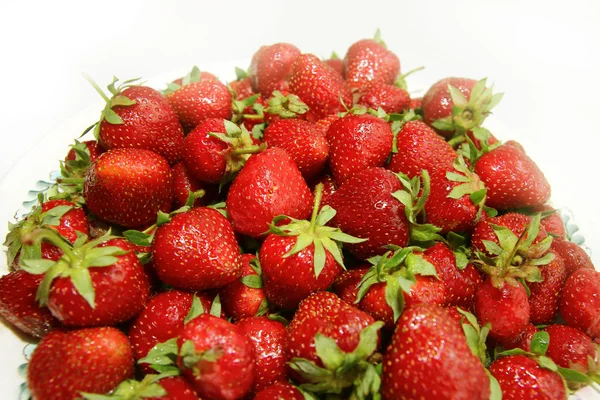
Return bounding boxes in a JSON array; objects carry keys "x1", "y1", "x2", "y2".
[
  {"x1": 528, "y1": 250, "x2": 567, "y2": 324},
  {"x1": 475, "y1": 142, "x2": 551, "y2": 209},
  {"x1": 311, "y1": 173, "x2": 337, "y2": 204},
  {"x1": 358, "y1": 83, "x2": 411, "y2": 114},
  {"x1": 254, "y1": 382, "x2": 304, "y2": 400},
  {"x1": 471, "y1": 212, "x2": 548, "y2": 255},
  {"x1": 381, "y1": 304, "x2": 490, "y2": 400},
  {"x1": 529, "y1": 204, "x2": 566, "y2": 238},
  {"x1": 229, "y1": 76, "x2": 255, "y2": 100},
  {"x1": 326, "y1": 167, "x2": 409, "y2": 259},
  {"x1": 237, "y1": 316, "x2": 288, "y2": 392},
  {"x1": 0, "y1": 270, "x2": 60, "y2": 338},
  {"x1": 559, "y1": 269, "x2": 600, "y2": 339},
  {"x1": 27, "y1": 327, "x2": 134, "y2": 400},
  {"x1": 82, "y1": 375, "x2": 198, "y2": 399},
  {"x1": 333, "y1": 266, "x2": 369, "y2": 305},
  {"x1": 289, "y1": 54, "x2": 353, "y2": 120},
  {"x1": 544, "y1": 324, "x2": 596, "y2": 373},
  {"x1": 166, "y1": 79, "x2": 232, "y2": 131},
  {"x1": 327, "y1": 114, "x2": 393, "y2": 184},
  {"x1": 151, "y1": 377, "x2": 197, "y2": 400},
  {"x1": 177, "y1": 313, "x2": 255, "y2": 400},
  {"x1": 343, "y1": 31, "x2": 400, "y2": 91},
  {"x1": 152, "y1": 207, "x2": 242, "y2": 290},
  {"x1": 261, "y1": 90, "x2": 310, "y2": 123},
  {"x1": 63, "y1": 140, "x2": 106, "y2": 182},
  {"x1": 87, "y1": 79, "x2": 185, "y2": 164},
  {"x1": 170, "y1": 66, "x2": 218, "y2": 87},
  {"x1": 226, "y1": 147, "x2": 313, "y2": 238},
  {"x1": 170, "y1": 162, "x2": 216, "y2": 209},
  {"x1": 83, "y1": 148, "x2": 172, "y2": 228},
  {"x1": 263, "y1": 119, "x2": 329, "y2": 181},
  {"x1": 315, "y1": 113, "x2": 340, "y2": 134},
  {"x1": 249, "y1": 43, "x2": 301, "y2": 97},
  {"x1": 219, "y1": 254, "x2": 268, "y2": 321},
  {"x1": 65, "y1": 140, "x2": 105, "y2": 163},
  {"x1": 552, "y1": 238, "x2": 594, "y2": 276},
  {"x1": 489, "y1": 355, "x2": 566, "y2": 399},
  {"x1": 501, "y1": 323, "x2": 539, "y2": 352},
  {"x1": 324, "y1": 52, "x2": 344, "y2": 76},
  {"x1": 410, "y1": 96, "x2": 422, "y2": 109}
]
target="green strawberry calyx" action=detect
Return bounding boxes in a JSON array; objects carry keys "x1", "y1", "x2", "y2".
[
  {"x1": 446, "y1": 155, "x2": 497, "y2": 220},
  {"x1": 231, "y1": 93, "x2": 261, "y2": 123},
  {"x1": 80, "y1": 370, "x2": 179, "y2": 399},
  {"x1": 263, "y1": 90, "x2": 309, "y2": 118},
  {"x1": 163, "y1": 66, "x2": 211, "y2": 95},
  {"x1": 457, "y1": 307, "x2": 492, "y2": 366},
  {"x1": 393, "y1": 66, "x2": 425, "y2": 91},
  {"x1": 180, "y1": 340, "x2": 224, "y2": 377},
  {"x1": 454, "y1": 126, "x2": 502, "y2": 160},
  {"x1": 20, "y1": 229, "x2": 130, "y2": 309},
  {"x1": 268, "y1": 183, "x2": 366, "y2": 278},
  {"x1": 289, "y1": 321, "x2": 384, "y2": 398}
]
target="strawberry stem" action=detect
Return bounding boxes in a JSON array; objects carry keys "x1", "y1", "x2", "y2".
[
  {"x1": 22, "y1": 228, "x2": 78, "y2": 261},
  {"x1": 83, "y1": 73, "x2": 110, "y2": 103},
  {"x1": 309, "y1": 183, "x2": 324, "y2": 232},
  {"x1": 231, "y1": 143, "x2": 267, "y2": 157}
]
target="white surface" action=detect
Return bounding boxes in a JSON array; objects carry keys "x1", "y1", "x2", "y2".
[{"x1": 0, "y1": 0, "x2": 599, "y2": 398}]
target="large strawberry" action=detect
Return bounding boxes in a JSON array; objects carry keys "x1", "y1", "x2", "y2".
[
  {"x1": 226, "y1": 147, "x2": 313, "y2": 238},
  {"x1": 559, "y1": 269, "x2": 600, "y2": 339},
  {"x1": 357, "y1": 82, "x2": 411, "y2": 114},
  {"x1": 152, "y1": 207, "x2": 242, "y2": 290},
  {"x1": 83, "y1": 148, "x2": 172, "y2": 228},
  {"x1": 85, "y1": 77, "x2": 184, "y2": 164},
  {"x1": 27, "y1": 327, "x2": 134, "y2": 400},
  {"x1": 381, "y1": 304, "x2": 490, "y2": 400},
  {"x1": 219, "y1": 254, "x2": 268, "y2": 321},
  {"x1": 248, "y1": 43, "x2": 301, "y2": 97},
  {"x1": 289, "y1": 54, "x2": 353, "y2": 120}
]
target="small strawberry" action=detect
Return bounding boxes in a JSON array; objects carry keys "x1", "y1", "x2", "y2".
[
  {"x1": 410, "y1": 96, "x2": 422, "y2": 109},
  {"x1": 552, "y1": 238, "x2": 594, "y2": 276},
  {"x1": 559, "y1": 269, "x2": 600, "y2": 339},
  {"x1": 152, "y1": 207, "x2": 242, "y2": 290},
  {"x1": 170, "y1": 162, "x2": 215, "y2": 209},
  {"x1": 229, "y1": 69, "x2": 255, "y2": 100},
  {"x1": 27, "y1": 327, "x2": 134, "y2": 400},
  {"x1": 358, "y1": 82, "x2": 410, "y2": 114},
  {"x1": 528, "y1": 250, "x2": 567, "y2": 324},
  {"x1": 177, "y1": 313, "x2": 255, "y2": 400},
  {"x1": 289, "y1": 53, "x2": 353, "y2": 120},
  {"x1": 381, "y1": 304, "x2": 490, "y2": 400},
  {"x1": 545, "y1": 324, "x2": 596, "y2": 372},
  {"x1": 529, "y1": 204, "x2": 566, "y2": 238},
  {"x1": 219, "y1": 254, "x2": 268, "y2": 321},
  {"x1": 62, "y1": 140, "x2": 106, "y2": 181},
  {"x1": 249, "y1": 43, "x2": 301, "y2": 97},
  {"x1": 327, "y1": 114, "x2": 393, "y2": 184},
  {"x1": 81, "y1": 375, "x2": 198, "y2": 400},
  {"x1": 254, "y1": 382, "x2": 304, "y2": 400},
  {"x1": 226, "y1": 147, "x2": 313, "y2": 238},
  {"x1": 324, "y1": 52, "x2": 344, "y2": 76},
  {"x1": 333, "y1": 266, "x2": 369, "y2": 305}
]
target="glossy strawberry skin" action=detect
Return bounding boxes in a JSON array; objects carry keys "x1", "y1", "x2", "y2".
[
  {"x1": 226, "y1": 148, "x2": 313, "y2": 239},
  {"x1": 475, "y1": 142, "x2": 551, "y2": 210},
  {"x1": 170, "y1": 162, "x2": 216, "y2": 209},
  {"x1": 47, "y1": 239, "x2": 150, "y2": 327},
  {"x1": 147, "y1": 376, "x2": 198, "y2": 400},
  {"x1": 263, "y1": 119, "x2": 329, "y2": 181},
  {"x1": 27, "y1": 327, "x2": 134, "y2": 400},
  {"x1": 259, "y1": 235, "x2": 342, "y2": 309},
  {"x1": 182, "y1": 118, "x2": 230, "y2": 183},
  {"x1": 381, "y1": 304, "x2": 489, "y2": 400},
  {"x1": 166, "y1": 80, "x2": 232, "y2": 131},
  {"x1": 489, "y1": 355, "x2": 566, "y2": 400},
  {"x1": 551, "y1": 238, "x2": 594, "y2": 276},
  {"x1": 237, "y1": 316, "x2": 288, "y2": 392},
  {"x1": 289, "y1": 54, "x2": 353, "y2": 120},
  {"x1": 325, "y1": 57, "x2": 344, "y2": 76},
  {"x1": 327, "y1": 114, "x2": 393, "y2": 184},
  {"x1": 528, "y1": 251, "x2": 566, "y2": 324},
  {"x1": 343, "y1": 39, "x2": 400, "y2": 91},
  {"x1": 83, "y1": 148, "x2": 172, "y2": 228},
  {"x1": 559, "y1": 268, "x2": 600, "y2": 339},
  {"x1": 229, "y1": 77, "x2": 255, "y2": 100},
  {"x1": 177, "y1": 314, "x2": 255, "y2": 400},
  {"x1": 529, "y1": 204, "x2": 566, "y2": 238},
  {"x1": 472, "y1": 213, "x2": 548, "y2": 256},
  {"x1": 333, "y1": 267, "x2": 369, "y2": 305},
  {"x1": 152, "y1": 207, "x2": 242, "y2": 291},
  {"x1": 358, "y1": 83, "x2": 410, "y2": 114},
  {"x1": 98, "y1": 86, "x2": 184, "y2": 164},
  {"x1": 220, "y1": 254, "x2": 267, "y2": 321},
  {"x1": 249, "y1": 43, "x2": 301, "y2": 97},
  {"x1": 65, "y1": 140, "x2": 105, "y2": 162},
  {"x1": 326, "y1": 167, "x2": 409, "y2": 259},
  {"x1": 254, "y1": 382, "x2": 304, "y2": 400},
  {"x1": 0, "y1": 270, "x2": 60, "y2": 338},
  {"x1": 545, "y1": 324, "x2": 595, "y2": 371}
]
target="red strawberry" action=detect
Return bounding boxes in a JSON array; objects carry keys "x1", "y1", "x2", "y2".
[
  {"x1": 381, "y1": 304, "x2": 490, "y2": 400},
  {"x1": 289, "y1": 54, "x2": 353, "y2": 120},
  {"x1": 249, "y1": 43, "x2": 301, "y2": 97},
  {"x1": 229, "y1": 76, "x2": 255, "y2": 100},
  {"x1": 324, "y1": 52, "x2": 344, "y2": 76},
  {"x1": 529, "y1": 204, "x2": 566, "y2": 238},
  {"x1": 237, "y1": 316, "x2": 288, "y2": 392},
  {"x1": 528, "y1": 250, "x2": 567, "y2": 324},
  {"x1": 226, "y1": 147, "x2": 313, "y2": 238},
  {"x1": 311, "y1": 173, "x2": 337, "y2": 203},
  {"x1": 147, "y1": 376, "x2": 198, "y2": 400},
  {"x1": 475, "y1": 142, "x2": 551, "y2": 209},
  {"x1": 152, "y1": 207, "x2": 242, "y2": 290},
  {"x1": 254, "y1": 382, "x2": 304, "y2": 400},
  {"x1": 358, "y1": 83, "x2": 411, "y2": 114},
  {"x1": 83, "y1": 375, "x2": 198, "y2": 400},
  {"x1": 315, "y1": 113, "x2": 340, "y2": 135},
  {"x1": 327, "y1": 114, "x2": 393, "y2": 184},
  {"x1": 263, "y1": 119, "x2": 329, "y2": 181},
  {"x1": 552, "y1": 238, "x2": 594, "y2": 276},
  {"x1": 559, "y1": 269, "x2": 600, "y2": 339},
  {"x1": 502, "y1": 323, "x2": 539, "y2": 352},
  {"x1": 27, "y1": 327, "x2": 134, "y2": 400},
  {"x1": 177, "y1": 313, "x2": 255, "y2": 400},
  {"x1": 489, "y1": 355, "x2": 566, "y2": 399},
  {"x1": 63, "y1": 140, "x2": 106, "y2": 181},
  {"x1": 262, "y1": 90, "x2": 310, "y2": 123},
  {"x1": 219, "y1": 254, "x2": 267, "y2": 321},
  {"x1": 471, "y1": 212, "x2": 548, "y2": 255},
  {"x1": 410, "y1": 96, "x2": 422, "y2": 109},
  {"x1": 343, "y1": 31, "x2": 400, "y2": 91},
  {"x1": 545, "y1": 324, "x2": 596, "y2": 372},
  {"x1": 83, "y1": 148, "x2": 172, "y2": 228},
  {"x1": 333, "y1": 266, "x2": 369, "y2": 305},
  {"x1": 65, "y1": 140, "x2": 105, "y2": 162},
  {"x1": 170, "y1": 66, "x2": 218, "y2": 87},
  {"x1": 170, "y1": 162, "x2": 215, "y2": 209},
  {"x1": 0, "y1": 270, "x2": 60, "y2": 338},
  {"x1": 89, "y1": 80, "x2": 185, "y2": 164}
]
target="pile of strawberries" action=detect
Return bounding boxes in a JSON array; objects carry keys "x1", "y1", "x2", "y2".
[{"x1": 2, "y1": 31, "x2": 599, "y2": 400}]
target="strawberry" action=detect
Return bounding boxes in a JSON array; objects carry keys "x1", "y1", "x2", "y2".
[
  {"x1": 528, "y1": 250, "x2": 567, "y2": 324},
  {"x1": 21, "y1": 231, "x2": 150, "y2": 327},
  {"x1": 381, "y1": 304, "x2": 490, "y2": 400},
  {"x1": 475, "y1": 141, "x2": 551, "y2": 209},
  {"x1": 170, "y1": 162, "x2": 215, "y2": 209},
  {"x1": 65, "y1": 139, "x2": 105, "y2": 163},
  {"x1": 237, "y1": 316, "x2": 288, "y2": 392},
  {"x1": 559, "y1": 269, "x2": 600, "y2": 339},
  {"x1": 324, "y1": 52, "x2": 344, "y2": 76},
  {"x1": 229, "y1": 74, "x2": 255, "y2": 101},
  {"x1": 545, "y1": 324, "x2": 596, "y2": 372},
  {"x1": 219, "y1": 254, "x2": 268, "y2": 321},
  {"x1": 170, "y1": 66, "x2": 218, "y2": 87},
  {"x1": 311, "y1": 173, "x2": 337, "y2": 204},
  {"x1": 261, "y1": 90, "x2": 310, "y2": 123},
  {"x1": 289, "y1": 54, "x2": 353, "y2": 120},
  {"x1": 315, "y1": 113, "x2": 340, "y2": 134},
  {"x1": 81, "y1": 375, "x2": 198, "y2": 400},
  {"x1": 489, "y1": 355, "x2": 566, "y2": 399},
  {"x1": 501, "y1": 323, "x2": 539, "y2": 352},
  {"x1": 226, "y1": 147, "x2": 313, "y2": 238},
  {"x1": 27, "y1": 327, "x2": 134, "y2": 400},
  {"x1": 0, "y1": 270, "x2": 60, "y2": 338},
  {"x1": 333, "y1": 266, "x2": 369, "y2": 305},
  {"x1": 259, "y1": 183, "x2": 363, "y2": 309},
  {"x1": 177, "y1": 313, "x2": 255, "y2": 400},
  {"x1": 152, "y1": 207, "x2": 242, "y2": 290},
  {"x1": 254, "y1": 382, "x2": 304, "y2": 400},
  {"x1": 343, "y1": 30, "x2": 400, "y2": 91},
  {"x1": 249, "y1": 43, "x2": 301, "y2": 97},
  {"x1": 410, "y1": 96, "x2": 422, "y2": 109},
  {"x1": 83, "y1": 148, "x2": 172, "y2": 228},
  {"x1": 529, "y1": 204, "x2": 566, "y2": 238},
  {"x1": 62, "y1": 140, "x2": 106, "y2": 182},
  {"x1": 263, "y1": 119, "x2": 329, "y2": 181},
  {"x1": 86, "y1": 77, "x2": 185, "y2": 165},
  {"x1": 149, "y1": 377, "x2": 197, "y2": 400},
  {"x1": 327, "y1": 114, "x2": 393, "y2": 184},
  {"x1": 552, "y1": 238, "x2": 594, "y2": 276},
  {"x1": 357, "y1": 83, "x2": 411, "y2": 114}
]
